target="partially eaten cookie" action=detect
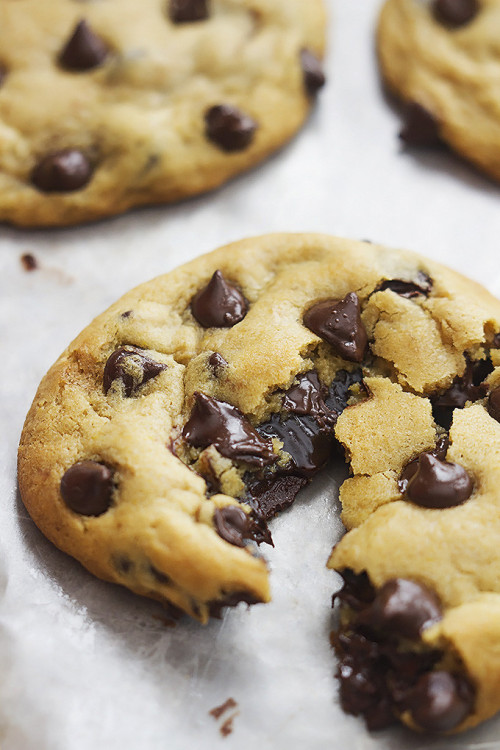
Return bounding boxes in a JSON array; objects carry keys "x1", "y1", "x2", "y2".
[{"x1": 18, "y1": 234, "x2": 500, "y2": 733}]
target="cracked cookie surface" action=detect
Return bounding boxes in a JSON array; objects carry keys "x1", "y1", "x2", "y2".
[
  {"x1": 0, "y1": 0, "x2": 325, "y2": 226},
  {"x1": 378, "y1": 0, "x2": 500, "y2": 181},
  {"x1": 17, "y1": 233, "x2": 500, "y2": 733}
]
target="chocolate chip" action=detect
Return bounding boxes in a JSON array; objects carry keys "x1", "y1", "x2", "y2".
[
  {"x1": 300, "y1": 48, "x2": 325, "y2": 96},
  {"x1": 31, "y1": 149, "x2": 93, "y2": 193},
  {"x1": 245, "y1": 475, "x2": 308, "y2": 520},
  {"x1": 282, "y1": 371, "x2": 330, "y2": 421},
  {"x1": 168, "y1": 0, "x2": 209, "y2": 23},
  {"x1": 183, "y1": 392, "x2": 276, "y2": 467},
  {"x1": 103, "y1": 346, "x2": 166, "y2": 397},
  {"x1": 20, "y1": 253, "x2": 38, "y2": 272},
  {"x1": 113, "y1": 555, "x2": 133, "y2": 575},
  {"x1": 208, "y1": 590, "x2": 262, "y2": 619},
  {"x1": 149, "y1": 565, "x2": 171, "y2": 585},
  {"x1": 257, "y1": 413, "x2": 333, "y2": 476},
  {"x1": 214, "y1": 506, "x2": 252, "y2": 547},
  {"x1": 121, "y1": 310, "x2": 133, "y2": 319},
  {"x1": 191, "y1": 271, "x2": 247, "y2": 328},
  {"x1": 0, "y1": 64, "x2": 7, "y2": 87},
  {"x1": 399, "y1": 102, "x2": 441, "y2": 147},
  {"x1": 332, "y1": 569, "x2": 376, "y2": 611},
  {"x1": 376, "y1": 272, "x2": 432, "y2": 298},
  {"x1": 432, "y1": 357, "x2": 491, "y2": 429},
  {"x1": 208, "y1": 352, "x2": 228, "y2": 377},
  {"x1": 60, "y1": 460, "x2": 114, "y2": 516},
  {"x1": 362, "y1": 579, "x2": 442, "y2": 640},
  {"x1": 432, "y1": 0, "x2": 479, "y2": 27},
  {"x1": 303, "y1": 293, "x2": 368, "y2": 362},
  {"x1": 403, "y1": 671, "x2": 474, "y2": 732},
  {"x1": 59, "y1": 20, "x2": 108, "y2": 71},
  {"x1": 488, "y1": 387, "x2": 500, "y2": 422},
  {"x1": 400, "y1": 452, "x2": 473, "y2": 508},
  {"x1": 205, "y1": 105, "x2": 257, "y2": 152}
]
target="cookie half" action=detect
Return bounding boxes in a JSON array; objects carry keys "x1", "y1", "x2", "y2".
[
  {"x1": 0, "y1": 1, "x2": 326, "y2": 226},
  {"x1": 378, "y1": 0, "x2": 500, "y2": 180},
  {"x1": 18, "y1": 233, "x2": 500, "y2": 733}
]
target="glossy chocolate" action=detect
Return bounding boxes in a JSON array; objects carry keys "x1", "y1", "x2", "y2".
[
  {"x1": 31, "y1": 149, "x2": 93, "y2": 192},
  {"x1": 257, "y1": 413, "x2": 333, "y2": 476},
  {"x1": 214, "y1": 506, "x2": 252, "y2": 547},
  {"x1": 59, "y1": 20, "x2": 108, "y2": 71},
  {"x1": 169, "y1": 0, "x2": 209, "y2": 22},
  {"x1": 432, "y1": 357, "x2": 492, "y2": 429},
  {"x1": 404, "y1": 671, "x2": 474, "y2": 732},
  {"x1": 303, "y1": 293, "x2": 368, "y2": 362},
  {"x1": 208, "y1": 352, "x2": 228, "y2": 377},
  {"x1": 204, "y1": 105, "x2": 257, "y2": 152},
  {"x1": 183, "y1": 392, "x2": 276, "y2": 467},
  {"x1": 191, "y1": 270, "x2": 248, "y2": 328},
  {"x1": 488, "y1": 387, "x2": 500, "y2": 422},
  {"x1": 245, "y1": 475, "x2": 308, "y2": 520},
  {"x1": 300, "y1": 48, "x2": 325, "y2": 96},
  {"x1": 401, "y1": 452, "x2": 473, "y2": 508},
  {"x1": 103, "y1": 346, "x2": 166, "y2": 397},
  {"x1": 60, "y1": 460, "x2": 114, "y2": 516},
  {"x1": 282, "y1": 371, "x2": 330, "y2": 421},
  {"x1": 399, "y1": 102, "x2": 441, "y2": 147},
  {"x1": 362, "y1": 579, "x2": 443, "y2": 640},
  {"x1": 432, "y1": 0, "x2": 479, "y2": 27},
  {"x1": 376, "y1": 272, "x2": 432, "y2": 298}
]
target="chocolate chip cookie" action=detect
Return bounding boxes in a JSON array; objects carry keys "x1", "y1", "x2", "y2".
[
  {"x1": 0, "y1": 1, "x2": 326, "y2": 226},
  {"x1": 18, "y1": 234, "x2": 500, "y2": 733},
  {"x1": 378, "y1": 0, "x2": 500, "y2": 180}
]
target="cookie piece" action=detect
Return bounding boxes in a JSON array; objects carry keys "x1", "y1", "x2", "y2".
[
  {"x1": 17, "y1": 234, "x2": 500, "y2": 733},
  {"x1": 0, "y1": 1, "x2": 326, "y2": 227},
  {"x1": 378, "y1": 0, "x2": 500, "y2": 181}
]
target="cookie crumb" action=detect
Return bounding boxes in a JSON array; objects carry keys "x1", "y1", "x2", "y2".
[
  {"x1": 209, "y1": 697, "x2": 237, "y2": 720},
  {"x1": 20, "y1": 253, "x2": 38, "y2": 271}
]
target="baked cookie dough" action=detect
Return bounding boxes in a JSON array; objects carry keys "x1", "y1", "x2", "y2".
[
  {"x1": 0, "y1": 1, "x2": 326, "y2": 227},
  {"x1": 378, "y1": 0, "x2": 500, "y2": 180},
  {"x1": 18, "y1": 233, "x2": 500, "y2": 734}
]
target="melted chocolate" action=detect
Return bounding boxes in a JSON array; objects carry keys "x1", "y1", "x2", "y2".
[
  {"x1": 360, "y1": 579, "x2": 442, "y2": 640},
  {"x1": 376, "y1": 272, "x2": 432, "y2": 298},
  {"x1": 205, "y1": 105, "x2": 257, "y2": 152},
  {"x1": 257, "y1": 413, "x2": 333, "y2": 476},
  {"x1": 20, "y1": 253, "x2": 38, "y2": 272},
  {"x1": 432, "y1": 0, "x2": 479, "y2": 27},
  {"x1": 31, "y1": 149, "x2": 93, "y2": 193},
  {"x1": 59, "y1": 20, "x2": 108, "y2": 71},
  {"x1": 169, "y1": 0, "x2": 209, "y2": 22},
  {"x1": 432, "y1": 357, "x2": 492, "y2": 429},
  {"x1": 300, "y1": 48, "x2": 326, "y2": 96},
  {"x1": 303, "y1": 293, "x2": 368, "y2": 362},
  {"x1": 282, "y1": 371, "x2": 331, "y2": 422},
  {"x1": 245, "y1": 475, "x2": 308, "y2": 520},
  {"x1": 103, "y1": 346, "x2": 166, "y2": 396},
  {"x1": 400, "y1": 452, "x2": 473, "y2": 509},
  {"x1": 399, "y1": 102, "x2": 441, "y2": 147},
  {"x1": 60, "y1": 460, "x2": 114, "y2": 516},
  {"x1": 191, "y1": 271, "x2": 248, "y2": 328},
  {"x1": 183, "y1": 392, "x2": 276, "y2": 467},
  {"x1": 488, "y1": 387, "x2": 500, "y2": 422},
  {"x1": 214, "y1": 505, "x2": 257, "y2": 548},
  {"x1": 402, "y1": 671, "x2": 475, "y2": 732}
]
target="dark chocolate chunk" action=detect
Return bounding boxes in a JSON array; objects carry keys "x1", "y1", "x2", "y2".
[
  {"x1": 361, "y1": 579, "x2": 442, "y2": 640},
  {"x1": 20, "y1": 253, "x2": 38, "y2": 272},
  {"x1": 282, "y1": 371, "x2": 330, "y2": 421},
  {"x1": 398, "y1": 436, "x2": 449, "y2": 492},
  {"x1": 245, "y1": 475, "x2": 308, "y2": 520},
  {"x1": 208, "y1": 352, "x2": 228, "y2": 377},
  {"x1": 488, "y1": 387, "x2": 500, "y2": 422},
  {"x1": 60, "y1": 460, "x2": 114, "y2": 516},
  {"x1": 400, "y1": 452, "x2": 473, "y2": 508},
  {"x1": 214, "y1": 506, "x2": 251, "y2": 547},
  {"x1": 183, "y1": 392, "x2": 276, "y2": 467},
  {"x1": 432, "y1": 358, "x2": 491, "y2": 429},
  {"x1": 208, "y1": 590, "x2": 262, "y2": 619},
  {"x1": 103, "y1": 346, "x2": 166, "y2": 397},
  {"x1": 324, "y1": 368, "x2": 364, "y2": 411},
  {"x1": 300, "y1": 48, "x2": 325, "y2": 96},
  {"x1": 31, "y1": 149, "x2": 93, "y2": 193},
  {"x1": 376, "y1": 271, "x2": 432, "y2": 298},
  {"x1": 432, "y1": 0, "x2": 479, "y2": 27},
  {"x1": 59, "y1": 20, "x2": 108, "y2": 71},
  {"x1": 332, "y1": 569, "x2": 376, "y2": 611},
  {"x1": 399, "y1": 102, "x2": 441, "y2": 147},
  {"x1": 257, "y1": 413, "x2": 333, "y2": 476},
  {"x1": 149, "y1": 565, "x2": 171, "y2": 585},
  {"x1": 403, "y1": 671, "x2": 474, "y2": 732},
  {"x1": 169, "y1": 0, "x2": 209, "y2": 23},
  {"x1": 121, "y1": 310, "x2": 133, "y2": 319},
  {"x1": 303, "y1": 293, "x2": 368, "y2": 362},
  {"x1": 191, "y1": 271, "x2": 248, "y2": 328},
  {"x1": 205, "y1": 105, "x2": 257, "y2": 152}
]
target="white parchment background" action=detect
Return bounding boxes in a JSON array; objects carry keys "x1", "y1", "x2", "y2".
[{"x1": 1, "y1": 2, "x2": 500, "y2": 748}]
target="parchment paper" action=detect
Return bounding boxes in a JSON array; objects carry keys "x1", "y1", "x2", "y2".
[{"x1": 1, "y1": 2, "x2": 500, "y2": 748}]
